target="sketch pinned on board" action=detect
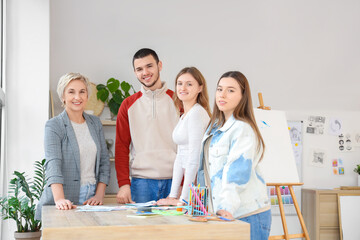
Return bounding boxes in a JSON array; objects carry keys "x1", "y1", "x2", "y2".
[
  {"x1": 288, "y1": 121, "x2": 303, "y2": 167},
  {"x1": 328, "y1": 118, "x2": 342, "y2": 135},
  {"x1": 332, "y1": 158, "x2": 344, "y2": 175},
  {"x1": 310, "y1": 149, "x2": 326, "y2": 167},
  {"x1": 306, "y1": 115, "x2": 325, "y2": 135}
]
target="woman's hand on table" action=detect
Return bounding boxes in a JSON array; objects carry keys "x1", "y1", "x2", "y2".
[
  {"x1": 55, "y1": 199, "x2": 76, "y2": 210},
  {"x1": 216, "y1": 209, "x2": 234, "y2": 220},
  {"x1": 83, "y1": 194, "x2": 104, "y2": 205}
]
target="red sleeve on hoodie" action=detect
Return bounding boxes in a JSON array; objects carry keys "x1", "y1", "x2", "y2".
[
  {"x1": 166, "y1": 89, "x2": 174, "y2": 98},
  {"x1": 115, "y1": 92, "x2": 142, "y2": 187}
]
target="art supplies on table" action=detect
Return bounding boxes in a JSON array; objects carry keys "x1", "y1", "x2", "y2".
[
  {"x1": 188, "y1": 215, "x2": 234, "y2": 222},
  {"x1": 152, "y1": 210, "x2": 184, "y2": 216},
  {"x1": 186, "y1": 184, "x2": 209, "y2": 216}
]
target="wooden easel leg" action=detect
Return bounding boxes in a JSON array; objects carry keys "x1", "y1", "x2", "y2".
[
  {"x1": 288, "y1": 186, "x2": 310, "y2": 240},
  {"x1": 276, "y1": 186, "x2": 290, "y2": 240}
]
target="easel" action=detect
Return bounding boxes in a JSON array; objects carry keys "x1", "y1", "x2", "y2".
[
  {"x1": 267, "y1": 183, "x2": 309, "y2": 240},
  {"x1": 257, "y1": 92, "x2": 271, "y2": 110},
  {"x1": 257, "y1": 93, "x2": 309, "y2": 240}
]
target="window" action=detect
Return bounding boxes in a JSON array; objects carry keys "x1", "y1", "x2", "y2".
[{"x1": 0, "y1": 0, "x2": 5, "y2": 191}]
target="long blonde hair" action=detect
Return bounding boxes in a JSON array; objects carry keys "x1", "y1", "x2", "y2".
[
  {"x1": 208, "y1": 71, "x2": 265, "y2": 161},
  {"x1": 173, "y1": 67, "x2": 211, "y2": 117}
]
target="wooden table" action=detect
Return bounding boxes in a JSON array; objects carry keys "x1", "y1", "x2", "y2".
[{"x1": 42, "y1": 205, "x2": 250, "y2": 240}]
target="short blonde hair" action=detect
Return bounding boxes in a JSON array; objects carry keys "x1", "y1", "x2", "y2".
[{"x1": 57, "y1": 73, "x2": 91, "y2": 107}]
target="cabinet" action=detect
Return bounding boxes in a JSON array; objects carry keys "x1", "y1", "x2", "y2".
[{"x1": 301, "y1": 188, "x2": 360, "y2": 240}]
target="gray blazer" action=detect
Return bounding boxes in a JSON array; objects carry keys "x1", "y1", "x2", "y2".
[{"x1": 36, "y1": 110, "x2": 110, "y2": 219}]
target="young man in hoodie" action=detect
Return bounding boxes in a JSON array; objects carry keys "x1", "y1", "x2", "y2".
[{"x1": 115, "y1": 48, "x2": 178, "y2": 203}]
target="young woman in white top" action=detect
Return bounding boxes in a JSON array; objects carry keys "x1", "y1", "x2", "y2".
[{"x1": 157, "y1": 67, "x2": 211, "y2": 206}]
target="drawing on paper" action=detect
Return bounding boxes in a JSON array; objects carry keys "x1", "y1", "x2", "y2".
[
  {"x1": 310, "y1": 149, "x2": 325, "y2": 167},
  {"x1": 329, "y1": 118, "x2": 342, "y2": 135},
  {"x1": 339, "y1": 134, "x2": 354, "y2": 152},
  {"x1": 332, "y1": 158, "x2": 344, "y2": 175},
  {"x1": 306, "y1": 115, "x2": 325, "y2": 135}
]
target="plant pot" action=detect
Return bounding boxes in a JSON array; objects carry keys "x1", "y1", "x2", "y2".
[
  {"x1": 110, "y1": 111, "x2": 117, "y2": 121},
  {"x1": 14, "y1": 231, "x2": 41, "y2": 240},
  {"x1": 358, "y1": 175, "x2": 360, "y2": 187}
]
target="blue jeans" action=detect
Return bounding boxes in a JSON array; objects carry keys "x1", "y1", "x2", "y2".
[
  {"x1": 78, "y1": 183, "x2": 96, "y2": 204},
  {"x1": 131, "y1": 178, "x2": 172, "y2": 203},
  {"x1": 238, "y1": 210, "x2": 272, "y2": 240}
]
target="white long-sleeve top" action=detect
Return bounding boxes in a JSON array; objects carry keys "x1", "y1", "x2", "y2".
[{"x1": 169, "y1": 103, "x2": 210, "y2": 201}]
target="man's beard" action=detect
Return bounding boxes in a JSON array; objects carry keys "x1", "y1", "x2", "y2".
[{"x1": 139, "y1": 71, "x2": 160, "y2": 89}]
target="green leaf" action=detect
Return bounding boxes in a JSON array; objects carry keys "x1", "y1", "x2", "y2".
[
  {"x1": 120, "y1": 81, "x2": 131, "y2": 93},
  {"x1": 112, "y1": 90, "x2": 124, "y2": 105},
  {"x1": 96, "y1": 84, "x2": 106, "y2": 91},
  {"x1": 97, "y1": 88, "x2": 109, "y2": 102},
  {"x1": 107, "y1": 78, "x2": 120, "y2": 93},
  {"x1": 108, "y1": 99, "x2": 120, "y2": 116}
]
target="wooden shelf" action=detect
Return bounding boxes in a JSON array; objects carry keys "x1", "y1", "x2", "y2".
[{"x1": 101, "y1": 120, "x2": 116, "y2": 126}]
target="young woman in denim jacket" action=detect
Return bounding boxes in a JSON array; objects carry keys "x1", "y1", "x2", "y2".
[{"x1": 197, "y1": 71, "x2": 271, "y2": 240}]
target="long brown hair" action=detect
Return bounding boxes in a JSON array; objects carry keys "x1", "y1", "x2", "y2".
[
  {"x1": 173, "y1": 67, "x2": 211, "y2": 117},
  {"x1": 208, "y1": 71, "x2": 265, "y2": 161}
]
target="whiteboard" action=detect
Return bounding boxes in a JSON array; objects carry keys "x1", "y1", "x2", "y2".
[
  {"x1": 339, "y1": 195, "x2": 360, "y2": 240},
  {"x1": 254, "y1": 109, "x2": 300, "y2": 183}
]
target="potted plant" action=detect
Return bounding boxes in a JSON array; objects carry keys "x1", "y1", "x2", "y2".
[
  {"x1": 0, "y1": 159, "x2": 46, "y2": 240},
  {"x1": 96, "y1": 78, "x2": 136, "y2": 119},
  {"x1": 354, "y1": 164, "x2": 360, "y2": 186}
]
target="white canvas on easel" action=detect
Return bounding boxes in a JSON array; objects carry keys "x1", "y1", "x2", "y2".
[{"x1": 254, "y1": 109, "x2": 300, "y2": 183}]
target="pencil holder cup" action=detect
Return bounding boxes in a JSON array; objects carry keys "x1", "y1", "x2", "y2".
[{"x1": 186, "y1": 185, "x2": 209, "y2": 216}]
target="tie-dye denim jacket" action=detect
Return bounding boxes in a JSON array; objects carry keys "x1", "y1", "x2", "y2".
[{"x1": 197, "y1": 115, "x2": 270, "y2": 218}]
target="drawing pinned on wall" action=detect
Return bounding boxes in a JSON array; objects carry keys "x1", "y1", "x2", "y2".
[
  {"x1": 329, "y1": 118, "x2": 342, "y2": 135},
  {"x1": 339, "y1": 134, "x2": 354, "y2": 152},
  {"x1": 339, "y1": 134, "x2": 345, "y2": 151},
  {"x1": 345, "y1": 134, "x2": 353, "y2": 151},
  {"x1": 310, "y1": 149, "x2": 326, "y2": 167},
  {"x1": 332, "y1": 158, "x2": 344, "y2": 175},
  {"x1": 306, "y1": 115, "x2": 325, "y2": 135},
  {"x1": 354, "y1": 133, "x2": 360, "y2": 147}
]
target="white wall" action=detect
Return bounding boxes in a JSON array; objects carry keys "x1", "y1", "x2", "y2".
[
  {"x1": 50, "y1": 0, "x2": 360, "y2": 115},
  {"x1": 2, "y1": 0, "x2": 49, "y2": 239},
  {"x1": 48, "y1": 0, "x2": 360, "y2": 237},
  {"x1": 287, "y1": 111, "x2": 360, "y2": 189}
]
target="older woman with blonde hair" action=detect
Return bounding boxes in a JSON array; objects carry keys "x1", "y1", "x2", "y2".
[{"x1": 36, "y1": 73, "x2": 110, "y2": 219}]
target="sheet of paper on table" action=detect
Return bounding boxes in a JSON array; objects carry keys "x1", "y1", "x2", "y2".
[{"x1": 76, "y1": 205, "x2": 131, "y2": 212}]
